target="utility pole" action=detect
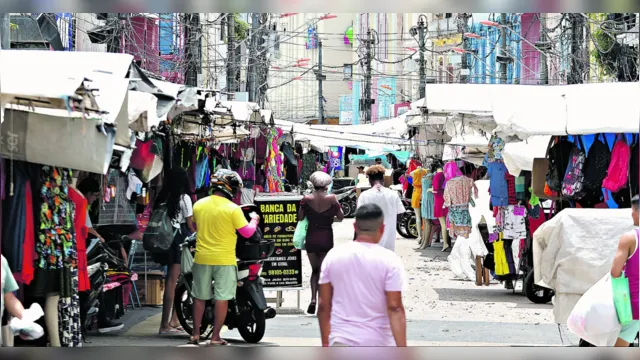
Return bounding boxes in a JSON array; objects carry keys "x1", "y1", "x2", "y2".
[
  {"x1": 568, "y1": 13, "x2": 585, "y2": 84},
  {"x1": 107, "y1": 13, "x2": 122, "y2": 53},
  {"x1": 226, "y1": 13, "x2": 236, "y2": 94},
  {"x1": 418, "y1": 17, "x2": 426, "y2": 98},
  {"x1": 184, "y1": 13, "x2": 200, "y2": 87},
  {"x1": 248, "y1": 13, "x2": 260, "y2": 102},
  {"x1": 460, "y1": 13, "x2": 470, "y2": 83},
  {"x1": 499, "y1": 13, "x2": 508, "y2": 83},
  {"x1": 537, "y1": 13, "x2": 551, "y2": 84},
  {"x1": 362, "y1": 29, "x2": 374, "y2": 124},
  {"x1": 316, "y1": 40, "x2": 326, "y2": 124},
  {"x1": 0, "y1": 14, "x2": 10, "y2": 49}
]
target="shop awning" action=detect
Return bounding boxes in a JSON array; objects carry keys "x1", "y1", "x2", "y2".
[{"x1": 204, "y1": 98, "x2": 262, "y2": 123}]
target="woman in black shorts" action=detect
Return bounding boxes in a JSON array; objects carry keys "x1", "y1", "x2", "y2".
[{"x1": 153, "y1": 168, "x2": 196, "y2": 335}]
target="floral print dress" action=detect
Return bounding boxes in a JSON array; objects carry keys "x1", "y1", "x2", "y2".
[{"x1": 443, "y1": 176, "x2": 478, "y2": 239}]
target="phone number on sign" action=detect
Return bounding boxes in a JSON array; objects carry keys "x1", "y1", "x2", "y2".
[{"x1": 266, "y1": 269, "x2": 297, "y2": 276}]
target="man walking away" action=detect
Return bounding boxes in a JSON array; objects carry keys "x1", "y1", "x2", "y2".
[
  {"x1": 317, "y1": 203, "x2": 407, "y2": 347},
  {"x1": 610, "y1": 195, "x2": 639, "y2": 347},
  {"x1": 356, "y1": 165, "x2": 405, "y2": 251}
]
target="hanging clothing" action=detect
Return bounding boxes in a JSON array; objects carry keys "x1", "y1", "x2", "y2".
[
  {"x1": 503, "y1": 205, "x2": 527, "y2": 240},
  {"x1": 493, "y1": 239, "x2": 510, "y2": 276},
  {"x1": 515, "y1": 176, "x2": 526, "y2": 201},
  {"x1": 301, "y1": 152, "x2": 316, "y2": 189},
  {"x1": 487, "y1": 162, "x2": 509, "y2": 207},
  {"x1": 20, "y1": 180, "x2": 36, "y2": 285},
  {"x1": 432, "y1": 171, "x2": 448, "y2": 218},
  {"x1": 443, "y1": 176, "x2": 478, "y2": 239},
  {"x1": 68, "y1": 187, "x2": 90, "y2": 292},
  {"x1": 483, "y1": 135, "x2": 506, "y2": 166},
  {"x1": 420, "y1": 173, "x2": 435, "y2": 220},
  {"x1": 410, "y1": 168, "x2": 427, "y2": 208},
  {"x1": 505, "y1": 173, "x2": 517, "y2": 205},
  {"x1": 1, "y1": 161, "x2": 28, "y2": 272},
  {"x1": 58, "y1": 267, "x2": 81, "y2": 347}
]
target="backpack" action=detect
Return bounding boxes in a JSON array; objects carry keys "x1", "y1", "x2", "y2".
[
  {"x1": 546, "y1": 137, "x2": 576, "y2": 193},
  {"x1": 143, "y1": 203, "x2": 176, "y2": 253},
  {"x1": 582, "y1": 134, "x2": 611, "y2": 192},
  {"x1": 562, "y1": 137, "x2": 587, "y2": 199},
  {"x1": 602, "y1": 134, "x2": 631, "y2": 194},
  {"x1": 630, "y1": 134, "x2": 639, "y2": 196}
]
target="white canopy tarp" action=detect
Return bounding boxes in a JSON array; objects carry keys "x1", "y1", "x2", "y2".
[
  {"x1": 532, "y1": 208, "x2": 635, "y2": 324},
  {"x1": 502, "y1": 135, "x2": 552, "y2": 176},
  {"x1": 204, "y1": 98, "x2": 262, "y2": 123},
  {"x1": 493, "y1": 82, "x2": 640, "y2": 139},
  {"x1": 423, "y1": 83, "x2": 640, "y2": 140},
  {"x1": 275, "y1": 117, "x2": 411, "y2": 152}
]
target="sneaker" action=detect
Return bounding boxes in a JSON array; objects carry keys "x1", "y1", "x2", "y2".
[{"x1": 98, "y1": 319, "x2": 124, "y2": 334}]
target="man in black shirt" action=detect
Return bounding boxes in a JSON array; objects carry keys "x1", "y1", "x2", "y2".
[{"x1": 392, "y1": 163, "x2": 406, "y2": 185}]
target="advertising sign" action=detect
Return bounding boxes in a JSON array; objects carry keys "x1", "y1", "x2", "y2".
[{"x1": 255, "y1": 194, "x2": 303, "y2": 288}]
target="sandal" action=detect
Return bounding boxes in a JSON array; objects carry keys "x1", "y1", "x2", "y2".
[
  {"x1": 187, "y1": 337, "x2": 200, "y2": 345},
  {"x1": 307, "y1": 302, "x2": 317, "y2": 315},
  {"x1": 159, "y1": 327, "x2": 185, "y2": 335},
  {"x1": 207, "y1": 340, "x2": 229, "y2": 346}
]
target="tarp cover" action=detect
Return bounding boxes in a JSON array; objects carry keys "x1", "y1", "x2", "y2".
[{"x1": 532, "y1": 208, "x2": 635, "y2": 324}]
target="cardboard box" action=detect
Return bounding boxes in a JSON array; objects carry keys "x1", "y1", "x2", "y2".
[{"x1": 136, "y1": 272, "x2": 165, "y2": 306}]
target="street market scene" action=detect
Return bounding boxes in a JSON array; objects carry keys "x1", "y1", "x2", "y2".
[{"x1": 0, "y1": 12, "x2": 638, "y2": 348}]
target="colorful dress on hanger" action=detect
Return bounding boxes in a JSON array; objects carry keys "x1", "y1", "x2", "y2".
[
  {"x1": 410, "y1": 168, "x2": 428, "y2": 209},
  {"x1": 421, "y1": 173, "x2": 435, "y2": 220},
  {"x1": 432, "y1": 171, "x2": 448, "y2": 218},
  {"x1": 443, "y1": 176, "x2": 478, "y2": 239}
]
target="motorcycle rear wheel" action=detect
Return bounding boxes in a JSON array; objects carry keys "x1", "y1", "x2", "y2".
[
  {"x1": 341, "y1": 201, "x2": 352, "y2": 218},
  {"x1": 174, "y1": 278, "x2": 214, "y2": 339},
  {"x1": 406, "y1": 214, "x2": 419, "y2": 239},
  {"x1": 396, "y1": 213, "x2": 411, "y2": 238},
  {"x1": 237, "y1": 301, "x2": 266, "y2": 343},
  {"x1": 523, "y1": 270, "x2": 554, "y2": 304}
]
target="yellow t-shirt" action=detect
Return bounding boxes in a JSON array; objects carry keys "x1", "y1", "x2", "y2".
[{"x1": 193, "y1": 195, "x2": 249, "y2": 266}]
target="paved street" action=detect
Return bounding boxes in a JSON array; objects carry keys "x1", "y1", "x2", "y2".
[{"x1": 86, "y1": 219, "x2": 578, "y2": 347}]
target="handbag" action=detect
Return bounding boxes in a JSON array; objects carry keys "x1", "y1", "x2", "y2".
[
  {"x1": 611, "y1": 272, "x2": 633, "y2": 326},
  {"x1": 293, "y1": 218, "x2": 308, "y2": 250}
]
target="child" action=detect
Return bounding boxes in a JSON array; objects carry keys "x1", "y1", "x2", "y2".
[{"x1": 2, "y1": 255, "x2": 24, "y2": 346}]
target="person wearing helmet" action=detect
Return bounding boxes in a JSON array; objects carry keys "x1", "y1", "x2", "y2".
[{"x1": 189, "y1": 169, "x2": 260, "y2": 346}]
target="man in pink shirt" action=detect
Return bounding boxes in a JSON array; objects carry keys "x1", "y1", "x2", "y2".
[{"x1": 317, "y1": 203, "x2": 407, "y2": 347}]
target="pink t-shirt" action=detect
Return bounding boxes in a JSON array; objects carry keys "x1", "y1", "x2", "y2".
[{"x1": 319, "y1": 241, "x2": 406, "y2": 346}]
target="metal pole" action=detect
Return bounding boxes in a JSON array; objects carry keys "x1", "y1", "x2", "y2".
[
  {"x1": 418, "y1": 18, "x2": 426, "y2": 98},
  {"x1": 499, "y1": 13, "x2": 508, "y2": 84},
  {"x1": 248, "y1": 13, "x2": 259, "y2": 102},
  {"x1": 364, "y1": 30, "x2": 372, "y2": 123},
  {"x1": 185, "y1": 14, "x2": 200, "y2": 87},
  {"x1": 227, "y1": 13, "x2": 236, "y2": 93},
  {"x1": 317, "y1": 40, "x2": 325, "y2": 124},
  {"x1": 0, "y1": 13, "x2": 10, "y2": 49},
  {"x1": 538, "y1": 13, "x2": 550, "y2": 84},
  {"x1": 569, "y1": 13, "x2": 585, "y2": 85},
  {"x1": 460, "y1": 13, "x2": 470, "y2": 83}
]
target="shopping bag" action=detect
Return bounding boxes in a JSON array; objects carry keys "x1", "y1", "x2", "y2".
[
  {"x1": 567, "y1": 274, "x2": 622, "y2": 347},
  {"x1": 611, "y1": 272, "x2": 633, "y2": 326},
  {"x1": 293, "y1": 218, "x2": 308, "y2": 250},
  {"x1": 180, "y1": 246, "x2": 194, "y2": 274}
]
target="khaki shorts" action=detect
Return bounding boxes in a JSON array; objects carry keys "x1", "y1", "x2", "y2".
[{"x1": 191, "y1": 264, "x2": 237, "y2": 301}]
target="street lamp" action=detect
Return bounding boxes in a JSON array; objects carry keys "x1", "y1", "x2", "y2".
[
  {"x1": 464, "y1": 32, "x2": 482, "y2": 39},
  {"x1": 480, "y1": 20, "x2": 501, "y2": 27}
]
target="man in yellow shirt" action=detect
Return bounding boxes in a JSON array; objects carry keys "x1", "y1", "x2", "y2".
[{"x1": 190, "y1": 170, "x2": 259, "y2": 346}]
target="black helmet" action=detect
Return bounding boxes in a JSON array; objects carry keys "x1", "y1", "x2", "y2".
[{"x1": 210, "y1": 169, "x2": 243, "y2": 199}]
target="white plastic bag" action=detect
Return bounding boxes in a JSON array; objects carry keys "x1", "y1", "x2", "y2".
[
  {"x1": 567, "y1": 274, "x2": 621, "y2": 346},
  {"x1": 181, "y1": 245, "x2": 194, "y2": 274},
  {"x1": 9, "y1": 303, "x2": 45, "y2": 340}
]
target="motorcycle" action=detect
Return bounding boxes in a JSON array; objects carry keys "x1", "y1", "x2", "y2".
[
  {"x1": 335, "y1": 186, "x2": 356, "y2": 218},
  {"x1": 396, "y1": 194, "x2": 418, "y2": 239},
  {"x1": 174, "y1": 204, "x2": 277, "y2": 343},
  {"x1": 80, "y1": 236, "x2": 129, "y2": 334}
]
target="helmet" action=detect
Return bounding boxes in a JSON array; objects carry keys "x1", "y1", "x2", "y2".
[{"x1": 210, "y1": 169, "x2": 243, "y2": 199}]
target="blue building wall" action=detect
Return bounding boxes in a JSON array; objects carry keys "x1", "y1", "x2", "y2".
[{"x1": 468, "y1": 13, "x2": 522, "y2": 84}]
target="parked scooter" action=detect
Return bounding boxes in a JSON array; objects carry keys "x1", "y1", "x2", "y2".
[
  {"x1": 395, "y1": 188, "x2": 417, "y2": 239},
  {"x1": 334, "y1": 186, "x2": 357, "y2": 218},
  {"x1": 174, "y1": 204, "x2": 277, "y2": 343}
]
